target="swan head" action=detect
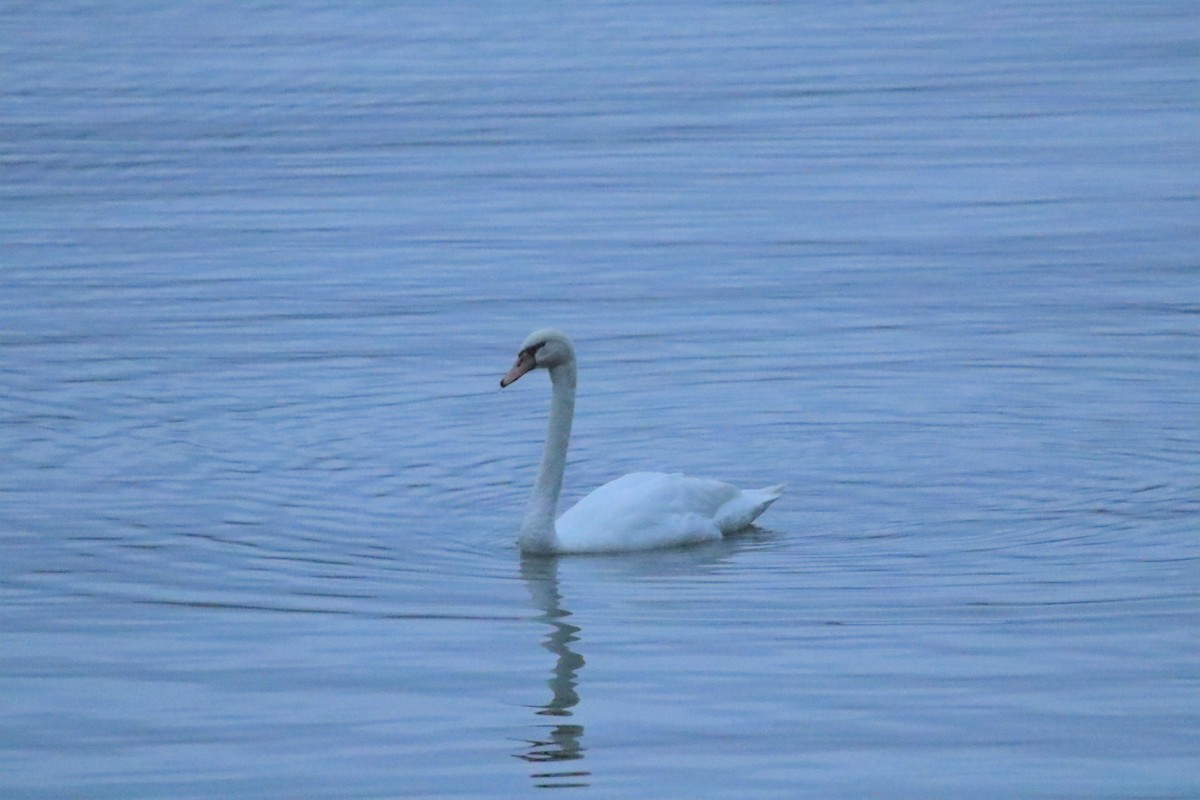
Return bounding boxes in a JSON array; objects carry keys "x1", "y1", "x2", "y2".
[{"x1": 501, "y1": 328, "x2": 574, "y2": 387}]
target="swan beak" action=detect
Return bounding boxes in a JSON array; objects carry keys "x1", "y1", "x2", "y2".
[{"x1": 500, "y1": 349, "x2": 537, "y2": 388}]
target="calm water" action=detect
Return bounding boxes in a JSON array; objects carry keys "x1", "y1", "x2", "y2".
[{"x1": 2, "y1": 1, "x2": 1198, "y2": 797}]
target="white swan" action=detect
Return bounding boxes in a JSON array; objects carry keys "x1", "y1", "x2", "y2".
[{"x1": 501, "y1": 329, "x2": 783, "y2": 555}]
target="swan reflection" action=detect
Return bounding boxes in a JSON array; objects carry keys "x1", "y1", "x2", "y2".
[
  {"x1": 516, "y1": 556, "x2": 589, "y2": 789},
  {"x1": 512, "y1": 534, "x2": 777, "y2": 788}
]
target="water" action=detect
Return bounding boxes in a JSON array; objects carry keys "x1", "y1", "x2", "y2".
[{"x1": 2, "y1": 1, "x2": 1197, "y2": 797}]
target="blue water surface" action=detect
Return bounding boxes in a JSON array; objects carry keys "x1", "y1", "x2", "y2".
[{"x1": 2, "y1": 1, "x2": 1197, "y2": 797}]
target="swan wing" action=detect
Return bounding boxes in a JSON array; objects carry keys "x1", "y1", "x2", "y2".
[{"x1": 555, "y1": 472, "x2": 781, "y2": 554}]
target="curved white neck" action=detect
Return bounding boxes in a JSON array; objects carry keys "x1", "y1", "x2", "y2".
[{"x1": 519, "y1": 359, "x2": 576, "y2": 553}]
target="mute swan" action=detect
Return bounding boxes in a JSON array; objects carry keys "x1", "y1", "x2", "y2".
[{"x1": 501, "y1": 329, "x2": 783, "y2": 555}]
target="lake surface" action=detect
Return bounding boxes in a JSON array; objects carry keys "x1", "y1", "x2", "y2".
[{"x1": 2, "y1": 1, "x2": 1197, "y2": 797}]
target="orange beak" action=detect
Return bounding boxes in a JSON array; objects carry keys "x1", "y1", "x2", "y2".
[{"x1": 500, "y1": 349, "x2": 537, "y2": 388}]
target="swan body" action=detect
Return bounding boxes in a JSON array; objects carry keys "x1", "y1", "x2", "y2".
[{"x1": 501, "y1": 329, "x2": 783, "y2": 555}]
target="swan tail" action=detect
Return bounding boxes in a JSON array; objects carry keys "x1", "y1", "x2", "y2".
[
  {"x1": 716, "y1": 484, "x2": 785, "y2": 534},
  {"x1": 757, "y1": 484, "x2": 786, "y2": 502},
  {"x1": 750, "y1": 483, "x2": 785, "y2": 515}
]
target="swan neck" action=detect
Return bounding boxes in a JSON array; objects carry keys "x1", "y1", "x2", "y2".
[{"x1": 520, "y1": 360, "x2": 575, "y2": 553}]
